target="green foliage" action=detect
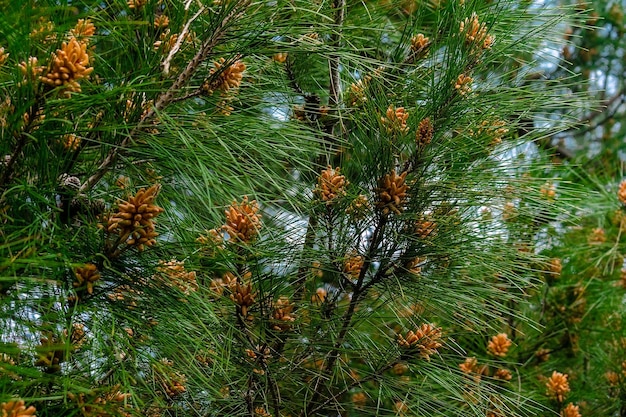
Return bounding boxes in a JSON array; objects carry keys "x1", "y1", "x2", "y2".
[{"x1": 0, "y1": 0, "x2": 604, "y2": 416}]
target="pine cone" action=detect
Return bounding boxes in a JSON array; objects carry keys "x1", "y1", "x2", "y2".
[
  {"x1": 272, "y1": 296, "x2": 295, "y2": 331},
  {"x1": 494, "y1": 368, "x2": 512, "y2": 381},
  {"x1": 376, "y1": 170, "x2": 409, "y2": 215},
  {"x1": 314, "y1": 166, "x2": 348, "y2": 203},
  {"x1": 381, "y1": 105, "x2": 409, "y2": 134},
  {"x1": 157, "y1": 260, "x2": 198, "y2": 294},
  {"x1": 487, "y1": 333, "x2": 512, "y2": 357},
  {"x1": 397, "y1": 323, "x2": 442, "y2": 360},
  {"x1": 546, "y1": 371, "x2": 570, "y2": 402},
  {"x1": 415, "y1": 117, "x2": 433, "y2": 147},
  {"x1": 204, "y1": 58, "x2": 246, "y2": 94},
  {"x1": 459, "y1": 13, "x2": 494, "y2": 49},
  {"x1": 0, "y1": 47, "x2": 8, "y2": 67},
  {"x1": 560, "y1": 403, "x2": 581, "y2": 417},
  {"x1": 40, "y1": 37, "x2": 93, "y2": 95},
  {"x1": 222, "y1": 197, "x2": 261, "y2": 243},
  {"x1": 618, "y1": 180, "x2": 626, "y2": 205},
  {"x1": 230, "y1": 281, "x2": 256, "y2": 317},
  {"x1": 73, "y1": 263, "x2": 100, "y2": 295},
  {"x1": 410, "y1": 33, "x2": 430, "y2": 53},
  {"x1": 107, "y1": 184, "x2": 164, "y2": 252},
  {"x1": 70, "y1": 19, "x2": 96, "y2": 40},
  {"x1": 1, "y1": 400, "x2": 36, "y2": 417},
  {"x1": 343, "y1": 252, "x2": 363, "y2": 281},
  {"x1": 153, "y1": 358, "x2": 187, "y2": 398}
]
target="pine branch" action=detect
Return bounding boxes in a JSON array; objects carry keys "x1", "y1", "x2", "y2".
[
  {"x1": 306, "y1": 361, "x2": 397, "y2": 415},
  {"x1": 303, "y1": 214, "x2": 388, "y2": 416},
  {"x1": 328, "y1": 0, "x2": 345, "y2": 109},
  {"x1": 80, "y1": 1, "x2": 251, "y2": 193}
]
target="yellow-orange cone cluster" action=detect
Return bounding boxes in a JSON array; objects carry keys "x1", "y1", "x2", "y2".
[
  {"x1": 348, "y1": 76, "x2": 371, "y2": 106},
  {"x1": 397, "y1": 323, "x2": 443, "y2": 360},
  {"x1": 272, "y1": 296, "x2": 295, "y2": 331},
  {"x1": 416, "y1": 117, "x2": 433, "y2": 147},
  {"x1": 204, "y1": 58, "x2": 246, "y2": 94},
  {"x1": 157, "y1": 260, "x2": 198, "y2": 295},
  {"x1": 153, "y1": 358, "x2": 186, "y2": 398},
  {"x1": 231, "y1": 281, "x2": 255, "y2": 318},
  {"x1": 40, "y1": 37, "x2": 93, "y2": 95},
  {"x1": 487, "y1": 333, "x2": 512, "y2": 357},
  {"x1": 106, "y1": 184, "x2": 164, "y2": 252},
  {"x1": 70, "y1": 19, "x2": 96, "y2": 40},
  {"x1": 343, "y1": 252, "x2": 364, "y2": 281},
  {"x1": 245, "y1": 345, "x2": 272, "y2": 375},
  {"x1": 410, "y1": 33, "x2": 430, "y2": 54},
  {"x1": 0, "y1": 47, "x2": 8, "y2": 67},
  {"x1": 561, "y1": 403, "x2": 581, "y2": 417},
  {"x1": 154, "y1": 15, "x2": 170, "y2": 29},
  {"x1": 376, "y1": 170, "x2": 409, "y2": 215},
  {"x1": 1, "y1": 400, "x2": 36, "y2": 417},
  {"x1": 494, "y1": 368, "x2": 512, "y2": 381},
  {"x1": 127, "y1": 0, "x2": 147, "y2": 9},
  {"x1": 18, "y1": 57, "x2": 44, "y2": 85},
  {"x1": 459, "y1": 356, "x2": 489, "y2": 382},
  {"x1": 618, "y1": 180, "x2": 626, "y2": 205},
  {"x1": 314, "y1": 166, "x2": 348, "y2": 203},
  {"x1": 459, "y1": 12, "x2": 494, "y2": 50},
  {"x1": 222, "y1": 197, "x2": 262, "y2": 243},
  {"x1": 454, "y1": 74, "x2": 473, "y2": 95},
  {"x1": 381, "y1": 105, "x2": 409, "y2": 134},
  {"x1": 68, "y1": 386, "x2": 131, "y2": 417},
  {"x1": 34, "y1": 333, "x2": 65, "y2": 373},
  {"x1": 546, "y1": 371, "x2": 570, "y2": 402},
  {"x1": 74, "y1": 263, "x2": 100, "y2": 295}
]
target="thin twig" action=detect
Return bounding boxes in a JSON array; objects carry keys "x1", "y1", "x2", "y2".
[
  {"x1": 306, "y1": 361, "x2": 397, "y2": 416},
  {"x1": 0, "y1": 97, "x2": 43, "y2": 188},
  {"x1": 328, "y1": 0, "x2": 345, "y2": 108},
  {"x1": 303, "y1": 215, "x2": 388, "y2": 416},
  {"x1": 170, "y1": 89, "x2": 204, "y2": 104},
  {"x1": 292, "y1": 215, "x2": 318, "y2": 308},
  {"x1": 162, "y1": 6, "x2": 206, "y2": 75}
]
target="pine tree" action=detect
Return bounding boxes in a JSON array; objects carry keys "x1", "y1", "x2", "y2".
[{"x1": 0, "y1": 1, "x2": 590, "y2": 416}]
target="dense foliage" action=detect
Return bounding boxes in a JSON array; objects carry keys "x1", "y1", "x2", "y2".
[{"x1": 1, "y1": 0, "x2": 623, "y2": 417}]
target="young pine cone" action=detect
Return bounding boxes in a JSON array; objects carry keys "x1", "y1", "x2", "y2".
[
  {"x1": 203, "y1": 58, "x2": 246, "y2": 94},
  {"x1": 618, "y1": 180, "x2": 626, "y2": 205},
  {"x1": 1, "y1": 400, "x2": 37, "y2": 417},
  {"x1": 381, "y1": 105, "x2": 409, "y2": 135},
  {"x1": 153, "y1": 359, "x2": 187, "y2": 398},
  {"x1": 40, "y1": 37, "x2": 93, "y2": 95},
  {"x1": 314, "y1": 166, "x2": 348, "y2": 204},
  {"x1": 546, "y1": 371, "x2": 570, "y2": 403},
  {"x1": 157, "y1": 260, "x2": 198, "y2": 295},
  {"x1": 230, "y1": 281, "x2": 256, "y2": 317},
  {"x1": 487, "y1": 333, "x2": 512, "y2": 357},
  {"x1": 415, "y1": 117, "x2": 433, "y2": 147},
  {"x1": 107, "y1": 184, "x2": 164, "y2": 252},
  {"x1": 73, "y1": 263, "x2": 100, "y2": 295},
  {"x1": 222, "y1": 197, "x2": 261, "y2": 243},
  {"x1": 272, "y1": 296, "x2": 295, "y2": 331},
  {"x1": 376, "y1": 170, "x2": 409, "y2": 215},
  {"x1": 397, "y1": 323, "x2": 443, "y2": 360}
]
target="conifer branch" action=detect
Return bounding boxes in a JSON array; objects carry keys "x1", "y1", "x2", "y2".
[
  {"x1": 162, "y1": 6, "x2": 206, "y2": 76},
  {"x1": 306, "y1": 361, "x2": 397, "y2": 415},
  {"x1": 80, "y1": 1, "x2": 250, "y2": 193},
  {"x1": 293, "y1": 215, "x2": 318, "y2": 308},
  {"x1": 303, "y1": 215, "x2": 388, "y2": 416},
  {"x1": 0, "y1": 97, "x2": 43, "y2": 188},
  {"x1": 328, "y1": 0, "x2": 345, "y2": 109}
]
